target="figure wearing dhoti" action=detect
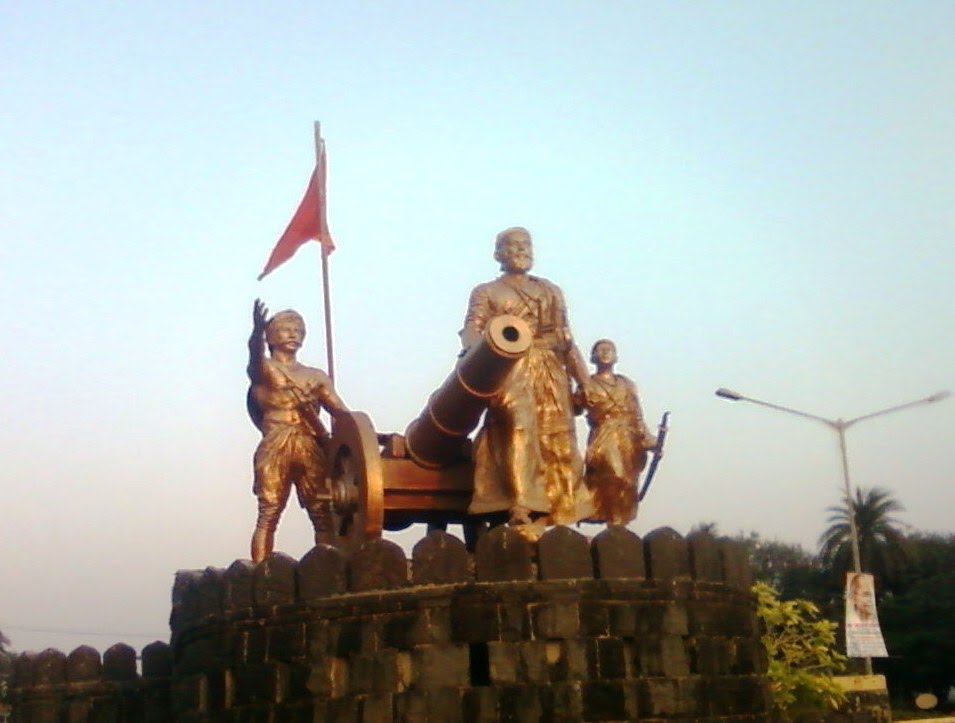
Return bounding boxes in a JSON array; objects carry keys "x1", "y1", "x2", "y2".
[
  {"x1": 247, "y1": 300, "x2": 348, "y2": 562},
  {"x1": 461, "y1": 227, "x2": 593, "y2": 525},
  {"x1": 578, "y1": 339, "x2": 656, "y2": 525}
]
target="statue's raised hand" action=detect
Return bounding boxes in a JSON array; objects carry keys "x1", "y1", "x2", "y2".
[{"x1": 253, "y1": 298, "x2": 269, "y2": 333}]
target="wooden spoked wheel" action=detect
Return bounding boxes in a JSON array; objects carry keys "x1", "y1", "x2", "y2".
[{"x1": 327, "y1": 411, "x2": 385, "y2": 554}]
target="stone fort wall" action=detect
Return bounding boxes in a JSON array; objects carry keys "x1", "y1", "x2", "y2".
[
  {"x1": 7, "y1": 641, "x2": 171, "y2": 721},
  {"x1": 9, "y1": 526, "x2": 772, "y2": 722}
]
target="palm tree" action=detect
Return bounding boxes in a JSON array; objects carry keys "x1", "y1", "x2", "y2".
[{"x1": 818, "y1": 486, "x2": 907, "y2": 586}]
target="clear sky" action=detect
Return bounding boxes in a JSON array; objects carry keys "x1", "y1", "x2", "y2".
[{"x1": 2, "y1": 2, "x2": 952, "y2": 655}]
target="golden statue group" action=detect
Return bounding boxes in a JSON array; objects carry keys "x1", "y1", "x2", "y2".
[{"x1": 247, "y1": 226, "x2": 663, "y2": 561}]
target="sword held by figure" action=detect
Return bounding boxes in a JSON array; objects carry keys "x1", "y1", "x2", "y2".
[{"x1": 638, "y1": 411, "x2": 669, "y2": 502}]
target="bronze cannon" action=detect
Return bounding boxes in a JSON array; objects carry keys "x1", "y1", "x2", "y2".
[{"x1": 324, "y1": 315, "x2": 531, "y2": 551}]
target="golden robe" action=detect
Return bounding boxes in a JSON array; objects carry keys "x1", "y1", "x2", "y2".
[
  {"x1": 582, "y1": 373, "x2": 654, "y2": 524},
  {"x1": 462, "y1": 274, "x2": 589, "y2": 523}
]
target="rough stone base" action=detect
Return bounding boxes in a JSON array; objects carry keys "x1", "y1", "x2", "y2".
[{"x1": 10, "y1": 526, "x2": 773, "y2": 722}]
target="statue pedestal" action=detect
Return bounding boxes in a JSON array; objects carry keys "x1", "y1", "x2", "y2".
[
  {"x1": 168, "y1": 526, "x2": 770, "y2": 721},
  {"x1": 6, "y1": 527, "x2": 770, "y2": 721}
]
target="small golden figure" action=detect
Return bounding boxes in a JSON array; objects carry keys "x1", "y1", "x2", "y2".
[
  {"x1": 578, "y1": 339, "x2": 657, "y2": 525},
  {"x1": 461, "y1": 227, "x2": 593, "y2": 525},
  {"x1": 247, "y1": 299, "x2": 348, "y2": 563}
]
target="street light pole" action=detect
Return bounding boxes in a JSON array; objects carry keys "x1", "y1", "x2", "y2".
[
  {"x1": 833, "y1": 423, "x2": 863, "y2": 575},
  {"x1": 714, "y1": 386, "x2": 950, "y2": 673}
]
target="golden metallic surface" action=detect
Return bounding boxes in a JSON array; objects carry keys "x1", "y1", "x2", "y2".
[
  {"x1": 328, "y1": 417, "x2": 476, "y2": 545},
  {"x1": 461, "y1": 227, "x2": 593, "y2": 526},
  {"x1": 578, "y1": 339, "x2": 656, "y2": 525},
  {"x1": 247, "y1": 300, "x2": 349, "y2": 563},
  {"x1": 404, "y1": 314, "x2": 531, "y2": 469},
  {"x1": 327, "y1": 411, "x2": 385, "y2": 554}
]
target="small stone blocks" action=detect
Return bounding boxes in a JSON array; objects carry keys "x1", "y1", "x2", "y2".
[
  {"x1": 269, "y1": 622, "x2": 306, "y2": 661},
  {"x1": 463, "y1": 687, "x2": 499, "y2": 723},
  {"x1": 487, "y1": 641, "x2": 549, "y2": 685},
  {"x1": 10, "y1": 526, "x2": 770, "y2": 721},
  {"x1": 538, "y1": 526, "x2": 592, "y2": 580},
  {"x1": 547, "y1": 639, "x2": 587, "y2": 682},
  {"x1": 197, "y1": 567, "x2": 225, "y2": 617},
  {"x1": 104, "y1": 643, "x2": 138, "y2": 681},
  {"x1": 498, "y1": 684, "x2": 545, "y2": 722},
  {"x1": 591, "y1": 526, "x2": 645, "y2": 579},
  {"x1": 530, "y1": 600, "x2": 580, "y2": 639},
  {"x1": 721, "y1": 539, "x2": 755, "y2": 590},
  {"x1": 170, "y1": 570, "x2": 202, "y2": 630},
  {"x1": 33, "y1": 649, "x2": 66, "y2": 685},
  {"x1": 688, "y1": 531, "x2": 723, "y2": 582},
  {"x1": 297, "y1": 544, "x2": 347, "y2": 601},
  {"x1": 411, "y1": 643, "x2": 470, "y2": 689},
  {"x1": 142, "y1": 641, "x2": 173, "y2": 679},
  {"x1": 66, "y1": 645, "x2": 102, "y2": 682},
  {"x1": 475, "y1": 526, "x2": 535, "y2": 582},
  {"x1": 224, "y1": 559, "x2": 255, "y2": 610},
  {"x1": 644, "y1": 526, "x2": 691, "y2": 581},
  {"x1": 412, "y1": 530, "x2": 470, "y2": 585},
  {"x1": 253, "y1": 551, "x2": 297, "y2": 606},
  {"x1": 582, "y1": 680, "x2": 631, "y2": 721},
  {"x1": 350, "y1": 538, "x2": 409, "y2": 592}
]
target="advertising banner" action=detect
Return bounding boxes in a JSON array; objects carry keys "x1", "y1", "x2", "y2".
[{"x1": 845, "y1": 572, "x2": 889, "y2": 657}]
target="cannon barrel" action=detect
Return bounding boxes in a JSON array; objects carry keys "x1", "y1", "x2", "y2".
[{"x1": 404, "y1": 314, "x2": 531, "y2": 469}]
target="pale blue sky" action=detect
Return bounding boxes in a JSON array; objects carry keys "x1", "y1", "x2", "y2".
[{"x1": 1, "y1": 2, "x2": 952, "y2": 654}]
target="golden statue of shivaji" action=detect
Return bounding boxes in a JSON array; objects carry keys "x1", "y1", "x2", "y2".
[
  {"x1": 461, "y1": 227, "x2": 593, "y2": 525},
  {"x1": 247, "y1": 299, "x2": 348, "y2": 563},
  {"x1": 577, "y1": 339, "x2": 657, "y2": 525}
]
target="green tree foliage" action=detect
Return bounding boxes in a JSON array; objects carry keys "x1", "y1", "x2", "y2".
[
  {"x1": 725, "y1": 530, "x2": 838, "y2": 609},
  {"x1": 818, "y1": 486, "x2": 907, "y2": 586},
  {"x1": 692, "y1": 510, "x2": 955, "y2": 707},
  {"x1": 0, "y1": 628, "x2": 10, "y2": 707},
  {"x1": 688, "y1": 521, "x2": 720, "y2": 537},
  {"x1": 877, "y1": 533, "x2": 955, "y2": 699},
  {"x1": 755, "y1": 581, "x2": 847, "y2": 719}
]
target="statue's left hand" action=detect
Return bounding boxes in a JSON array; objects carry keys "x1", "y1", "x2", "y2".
[
  {"x1": 253, "y1": 298, "x2": 269, "y2": 332},
  {"x1": 579, "y1": 380, "x2": 598, "y2": 408}
]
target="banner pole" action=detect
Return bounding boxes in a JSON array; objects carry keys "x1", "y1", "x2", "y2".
[{"x1": 314, "y1": 121, "x2": 336, "y2": 383}]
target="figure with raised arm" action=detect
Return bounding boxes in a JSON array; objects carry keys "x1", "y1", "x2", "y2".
[
  {"x1": 461, "y1": 227, "x2": 592, "y2": 525},
  {"x1": 578, "y1": 339, "x2": 656, "y2": 525},
  {"x1": 247, "y1": 299, "x2": 349, "y2": 562}
]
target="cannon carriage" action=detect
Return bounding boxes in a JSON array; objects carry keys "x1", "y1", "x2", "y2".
[{"x1": 323, "y1": 314, "x2": 532, "y2": 552}]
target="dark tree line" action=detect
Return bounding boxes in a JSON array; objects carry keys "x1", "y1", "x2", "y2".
[{"x1": 694, "y1": 486, "x2": 955, "y2": 705}]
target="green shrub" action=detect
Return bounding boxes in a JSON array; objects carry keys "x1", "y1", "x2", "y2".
[{"x1": 755, "y1": 581, "x2": 847, "y2": 719}]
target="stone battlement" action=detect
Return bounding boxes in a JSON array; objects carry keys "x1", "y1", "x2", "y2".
[
  {"x1": 9, "y1": 526, "x2": 771, "y2": 722},
  {"x1": 170, "y1": 525, "x2": 755, "y2": 629},
  {"x1": 8, "y1": 642, "x2": 171, "y2": 721},
  {"x1": 166, "y1": 526, "x2": 768, "y2": 721}
]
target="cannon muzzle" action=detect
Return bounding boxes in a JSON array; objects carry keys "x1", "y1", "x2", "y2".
[{"x1": 404, "y1": 314, "x2": 531, "y2": 469}]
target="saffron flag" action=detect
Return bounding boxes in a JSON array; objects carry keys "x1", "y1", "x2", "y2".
[{"x1": 257, "y1": 147, "x2": 335, "y2": 280}]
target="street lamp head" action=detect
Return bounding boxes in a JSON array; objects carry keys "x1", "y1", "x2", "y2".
[
  {"x1": 926, "y1": 390, "x2": 952, "y2": 404},
  {"x1": 715, "y1": 387, "x2": 744, "y2": 401}
]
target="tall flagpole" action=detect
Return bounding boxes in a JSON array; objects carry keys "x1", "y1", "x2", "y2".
[{"x1": 314, "y1": 121, "x2": 336, "y2": 383}]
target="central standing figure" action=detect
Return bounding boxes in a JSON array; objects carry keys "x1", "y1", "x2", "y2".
[{"x1": 462, "y1": 227, "x2": 593, "y2": 525}]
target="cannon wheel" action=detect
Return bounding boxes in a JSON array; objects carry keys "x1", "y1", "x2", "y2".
[{"x1": 328, "y1": 411, "x2": 385, "y2": 553}]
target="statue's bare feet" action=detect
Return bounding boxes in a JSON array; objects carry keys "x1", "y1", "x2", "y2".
[{"x1": 508, "y1": 505, "x2": 533, "y2": 526}]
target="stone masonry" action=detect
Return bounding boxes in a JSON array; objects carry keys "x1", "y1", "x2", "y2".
[{"x1": 10, "y1": 526, "x2": 773, "y2": 722}]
